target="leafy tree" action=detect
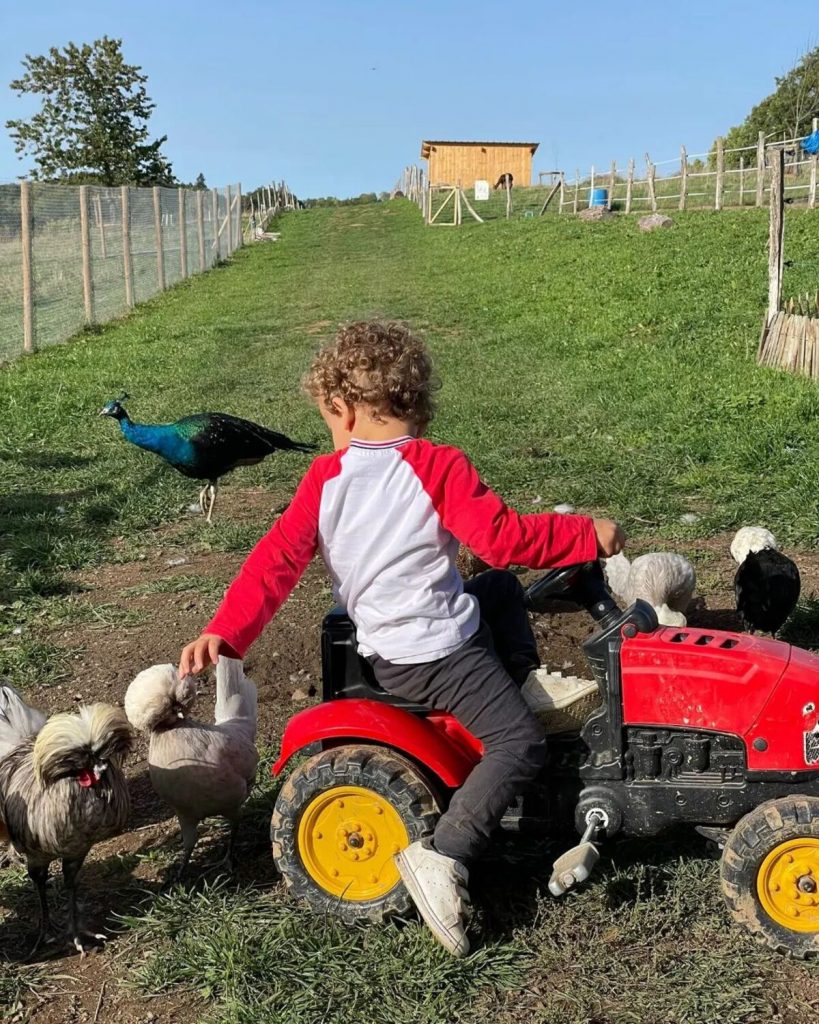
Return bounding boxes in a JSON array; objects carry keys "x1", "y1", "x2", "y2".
[
  {"x1": 194, "y1": 172, "x2": 207, "y2": 190},
  {"x1": 6, "y1": 36, "x2": 174, "y2": 185},
  {"x1": 715, "y1": 47, "x2": 819, "y2": 168}
]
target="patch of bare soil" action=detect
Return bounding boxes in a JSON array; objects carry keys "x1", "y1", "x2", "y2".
[{"x1": 5, "y1": 504, "x2": 819, "y2": 1021}]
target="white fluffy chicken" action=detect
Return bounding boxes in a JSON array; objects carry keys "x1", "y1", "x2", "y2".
[
  {"x1": 603, "y1": 550, "x2": 696, "y2": 627},
  {"x1": 125, "y1": 657, "x2": 258, "y2": 877},
  {"x1": 0, "y1": 685, "x2": 133, "y2": 955}
]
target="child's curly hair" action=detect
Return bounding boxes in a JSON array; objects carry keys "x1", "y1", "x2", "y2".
[{"x1": 303, "y1": 320, "x2": 438, "y2": 428}]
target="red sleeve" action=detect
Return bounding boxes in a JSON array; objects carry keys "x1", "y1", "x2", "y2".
[
  {"x1": 204, "y1": 455, "x2": 336, "y2": 656},
  {"x1": 402, "y1": 441, "x2": 598, "y2": 569}
]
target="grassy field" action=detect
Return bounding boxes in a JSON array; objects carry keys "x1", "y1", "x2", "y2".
[{"x1": 3, "y1": 199, "x2": 819, "y2": 1023}]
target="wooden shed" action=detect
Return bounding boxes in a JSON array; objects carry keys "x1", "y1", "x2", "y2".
[{"x1": 420, "y1": 140, "x2": 539, "y2": 187}]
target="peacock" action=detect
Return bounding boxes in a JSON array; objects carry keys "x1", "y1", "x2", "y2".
[{"x1": 100, "y1": 394, "x2": 316, "y2": 521}]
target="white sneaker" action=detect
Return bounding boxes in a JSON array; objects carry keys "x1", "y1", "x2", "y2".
[
  {"x1": 395, "y1": 840, "x2": 471, "y2": 957},
  {"x1": 521, "y1": 669, "x2": 599, "y2": 733}
]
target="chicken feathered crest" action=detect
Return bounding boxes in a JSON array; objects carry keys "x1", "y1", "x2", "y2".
[
  {"x1": 124, "y1": 664, "x2": 197, "y2": 733},
  {"x1": 33, "y1": 704, "x2": 133, "y2": 786}
]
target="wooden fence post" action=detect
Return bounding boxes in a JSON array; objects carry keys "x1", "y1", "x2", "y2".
[
  {"x1": 196, "y1": 190, "x2": 206, "y2": 271},
  {"x1": 715, "y1": 136, "x2": 725, "y2": 211},
  {"x1": 20, "y1": 180, "x2": 34, "y2": 353},
  {"x1": 738, "y1": 156, "x2": 745, "y2": 207},
  {"x1": 236, "y1": 183, "x2": 242, "y2": 248},
  {"x1": 608, "y1": 160, "x2": 617, "y2": 209},
  {"x1": 178, "y1": 189, "x2": 188, "y2": 278},
  {"x1": 211, "y1": 188, "x2": 220, "y2": 260},
  {"x1": 94, "y1": 195, "x2": 107, "y2": 258},
  {"x1": 79, "y1": 185, "x2": 94, "y2": 324},
  {"x1": 226, "y1": 185, "x2": 233, "y2": 252},
  {"x1": 768, "y1": 148, "x2": 785, "y2": 321},
  {"x1": 756, "y1": 131, "x2": 766, "y2": 207},
  {"x1": 645, "y1": 154, "x2": 657, "y2": 212},
  {"x1": 152, "y1": 186, "x2": 165, "y2": 290},
  {"x1": 589, "y1": 165, "x2": 595, "y2": 207},
  {"x1": 573, "y1": 169, "x2": 579, "y2": 214},
  {"x1": 121, "y1": 186, "x2": 134, "y2": 308},
  {"x1": 558, "y1": 171, "x2": 565, "y2": 214},
  {"x1": 810, "y1": 117, "x2": 818, "y2": 209},
  {"x1": 625, "y1": 158, "x2": 634, "y2": 214},
  {"x1": 679, "y1": 146, "x2": 688, "y2": 211}
]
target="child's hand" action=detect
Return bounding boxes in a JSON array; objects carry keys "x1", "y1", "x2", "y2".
[
  {"x1": 179, "y1": 633, "x2": 231, "y2": 676},
  {"x1": 593, "y1": 518, "x2": 626, "y2": 557}
]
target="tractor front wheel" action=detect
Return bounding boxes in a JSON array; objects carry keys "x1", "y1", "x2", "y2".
[
  {"x1": 271, "y1": 745, "x2": 441, "y2": 922},
  {"x1": 721, "y1": 796, "x2": 819, "y2": 957}
]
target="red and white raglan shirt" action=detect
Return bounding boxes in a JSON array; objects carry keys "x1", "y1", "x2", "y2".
[{"x1": 205, "y1": 437, "x2": 599, "y2": 664}]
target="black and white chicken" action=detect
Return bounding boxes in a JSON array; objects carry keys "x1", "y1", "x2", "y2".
[{"x1": 731, "y1": 527, "x2": 801, "y2": 636}]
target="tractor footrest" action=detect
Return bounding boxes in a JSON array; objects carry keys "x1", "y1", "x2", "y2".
[{"x1": 548, "y1": 840, "x2": 600, "y2": 896}]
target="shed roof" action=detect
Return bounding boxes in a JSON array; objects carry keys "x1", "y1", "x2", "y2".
[{"x1": 420, "y1": 140, "x2": 539, "y2": 159}]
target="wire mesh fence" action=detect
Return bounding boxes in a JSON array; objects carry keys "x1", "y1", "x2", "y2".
[
  {"x1": 0, "y1": 180, "x2": 242, "y2": 363},
  {"x1": 397, "y1": 124, "x2": 819, "y2": 226}
]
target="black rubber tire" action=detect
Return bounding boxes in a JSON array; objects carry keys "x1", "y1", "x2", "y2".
[
  {"x1": 721, "y1": 796, "x2": 819, "y2": 957},
  {"x1": 271, "y1": 745, "x2": 441, "y2": 923}
]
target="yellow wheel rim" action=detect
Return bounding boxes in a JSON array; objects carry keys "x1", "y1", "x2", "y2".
[
  {"x1": 757, "y1": 837, "x2": 819, "y2": 933},
  {"x1": 297, "y1": 785, "x2": 410, "y2": 901}
]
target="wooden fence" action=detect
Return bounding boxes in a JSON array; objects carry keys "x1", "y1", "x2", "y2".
[
  {"x1": 0, "y1": 180, "x2": 243, "y2": 364},
  {"x1": 396, "y1": 120, "x2": 819, "y2": 225},
  {"x1": 244, "y1": 180, "x2": 300, "y2": 241}
]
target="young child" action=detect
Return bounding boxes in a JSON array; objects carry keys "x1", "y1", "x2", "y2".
[{"x1": 179, "y1": 320, "x2": 624, "y2": 956}]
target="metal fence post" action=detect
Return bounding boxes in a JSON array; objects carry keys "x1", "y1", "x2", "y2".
[{"x1": 20, "y1": 180, "x2": 34, "y2": 353}]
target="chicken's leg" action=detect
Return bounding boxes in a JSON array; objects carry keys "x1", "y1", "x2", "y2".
[
  {"x1": 198, "y1": 484, "x2": 209, "y2": 515},
  {"x1": 169, "y1": 816, "x2": 200, "y2": 883},
  {"x1": 26, "y1": 863, "x2": 51, "y2": 959},
  {"x1": 63, "y1": 857, "x2": 105, "y2": 956},
  {"x1": 206, "y1": 816, "x2": 240, "y2": 873}
]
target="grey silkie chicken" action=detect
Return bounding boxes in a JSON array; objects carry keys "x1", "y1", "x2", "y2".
[
  {"x1": 124, "y1": 657, "x2": 258, "y2": 877},
  {"x1": 0, "y1": 684, "x2": 133, "y2": 955}
]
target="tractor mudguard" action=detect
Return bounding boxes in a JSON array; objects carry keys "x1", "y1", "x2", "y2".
[{"x1": 272, "y1": 698, "x2": 483, "y2": 788}]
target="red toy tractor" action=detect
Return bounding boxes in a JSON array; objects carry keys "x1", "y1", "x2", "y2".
[{"x1": 271, "y1": 561, "x2": 819, "y2": 956}]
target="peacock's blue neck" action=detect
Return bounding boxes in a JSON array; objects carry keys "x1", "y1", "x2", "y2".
[{"x1": 120, "y1": 417, "x2": 196, "y2": 468}]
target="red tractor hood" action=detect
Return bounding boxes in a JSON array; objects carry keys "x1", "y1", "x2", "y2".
[{"x1": 621, "y1": 626, "x2": 819, "y2": 771}]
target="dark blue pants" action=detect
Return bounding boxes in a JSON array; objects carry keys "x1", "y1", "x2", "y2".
[{"x1": 369, "y1": 570, "x2": 546, "y2": 864}]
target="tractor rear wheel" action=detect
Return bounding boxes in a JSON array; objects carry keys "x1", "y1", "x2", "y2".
[
  {"x1": 721, "y1": 796, "x2": 819, "y2": 957},
  {"x1": 271, "y1": 745, "x2": 441, "y2": 923}
]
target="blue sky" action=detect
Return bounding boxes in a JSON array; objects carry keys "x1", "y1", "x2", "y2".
[{"x1": 0, "y1": 0, "x2": 816, "y2": 197}]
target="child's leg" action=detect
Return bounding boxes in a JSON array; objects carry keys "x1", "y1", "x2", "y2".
[
  {"x1": 462, "y1": 569, "x2": 538, "y2": 685},
  {"x1": 372, "y1": 623, "x2": 546, "y2": 865}
]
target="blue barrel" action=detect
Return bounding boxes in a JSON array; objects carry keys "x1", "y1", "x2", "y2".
[{"x1": 589, "y1": 187, "x2": 608, "y2": 208}]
